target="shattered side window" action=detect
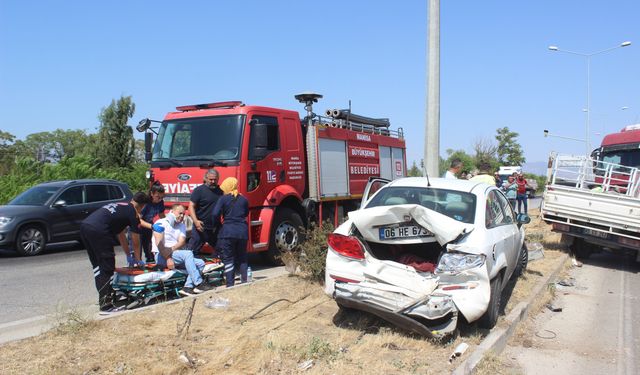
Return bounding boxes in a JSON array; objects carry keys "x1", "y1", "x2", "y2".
[{"x1": 485, "y1": 191, "x2": 506, "y2": 228}]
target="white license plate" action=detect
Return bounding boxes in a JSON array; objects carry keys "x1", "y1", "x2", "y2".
[
  {"x1": 583, "y1": 228, "x2": 609, "y2": 239},
  {"x1": 379, "y1": 225, "x2": 432, "y2": 240}
]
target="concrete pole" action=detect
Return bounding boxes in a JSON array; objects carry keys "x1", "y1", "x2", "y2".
[{"x1": 425, "y1": 0, "x2": 440, "y2": 177}]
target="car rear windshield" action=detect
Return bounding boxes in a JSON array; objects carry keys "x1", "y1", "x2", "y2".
[
  {"x1": 10, "y1": 186, "x2": 60, "y2": 205},
  {"x1": 365, "y1": 186, "x2": 477, "y2": 224}
]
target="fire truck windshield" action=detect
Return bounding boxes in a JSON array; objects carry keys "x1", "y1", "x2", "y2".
[
  {"x1": 152, "y1": 115, "x2": 245, "y2": 163},
  {"x1": 601, "y1": 149, "x2": 640, "y2": 169}
]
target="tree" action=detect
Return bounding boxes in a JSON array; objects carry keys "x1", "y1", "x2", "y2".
[
  {"x1": 0, "y1": 131, "x2": 17, "y2": 175},
  {"x1": 472, "y1": 138, "x2": 499, "y2": 172},
  {"x1": 97, "y1": 96, "x2": 136, "y2": 168},
  {"x1": 495, "y1": 127, "x2": 525, "y2": 165},
  {"x1": 407, "y1": 160, "x2": 422, "y2": 177},
  {"x1": 13, "y1": 129, "x2": 95, "y2": 163},
  {"x1": 444, "y1": 149, "x2": 475, "y2": 175}
]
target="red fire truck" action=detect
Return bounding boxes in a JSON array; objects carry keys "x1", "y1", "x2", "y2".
[{"x1": 137, "y1": 93, "x2": 407, "y2": 263}]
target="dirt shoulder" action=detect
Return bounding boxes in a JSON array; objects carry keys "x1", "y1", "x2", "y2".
[{"x1": 0, "y1": 210, "x2": 566, "y2": 375}]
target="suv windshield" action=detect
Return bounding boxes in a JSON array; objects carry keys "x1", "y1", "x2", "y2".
[
  {"x1": 10, "y1": 186, "x2": 61, "y2": 206},
  {"x1": 152, "y1": 115, "x2": 245, "y2": 162},
  {"x1": 366, "y1": 186, "x2": 477, "y2": 224}
]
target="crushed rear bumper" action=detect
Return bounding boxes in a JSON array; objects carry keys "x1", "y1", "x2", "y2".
[{"x1": 334, "y1": 282, "x2": 458, "y2": 338}]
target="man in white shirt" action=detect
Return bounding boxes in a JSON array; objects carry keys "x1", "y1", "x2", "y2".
[
  {"x1": 443, "y1": 159, "x2": 462, "y2": 179},
  {"x1": 152, "y1": 204, "x2": 213, "y2": 296}
]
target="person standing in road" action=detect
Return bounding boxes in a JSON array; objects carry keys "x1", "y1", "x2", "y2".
[
  {"x1": 137, "y1": 182, "x2": 165, "y2": 263},
  {"x1": 188, "y1": 169, "x2": 223, "y2": 256},
  {"x1": 213, "y1": 177, "x2": 249, "y2": 287},
  {"x1": 503, "y1": 175, "x2": 518, "y2": 209},
  {"x1": 443, "y1": 159, "x2": 462, "y2": 179},
  {"x1": 152, "y1": 204, "x2": 214, "y2": 296},
  {"x1": 80, "y1": 192, "x2": 150, "y2": 314},
  {"x1": 515, "y1": 173, "x2": 532, "y2": 214}
]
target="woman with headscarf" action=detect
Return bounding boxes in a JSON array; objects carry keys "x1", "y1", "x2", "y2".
[{"x1": 212, "y1": 177, "x2": 249, "y2": 287}]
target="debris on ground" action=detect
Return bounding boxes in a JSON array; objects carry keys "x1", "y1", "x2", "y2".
[
  {"x1": 545, "y1": 303, "x2": 563, "y2": 312},
  {"x1": 449, "y1": 342, "x2": 469, "y2": 363},
  {"x1": 178, "y1": 351, "x2": 197, "y2": 368},
  {"x1": 204, "y1": 296, "x2": 230, "y2": 309},
  {"x1": 297, "y1": 359, "x2": 314, "y2": 370},
  {"x1": 527, "y1": 242, "x2": 545, "y2": 262},
  {"x1": 556, "y1": 278, "x2": 575, "y2": 287}
]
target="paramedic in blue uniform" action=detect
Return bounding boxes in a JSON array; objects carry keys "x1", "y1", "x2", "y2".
[
  {"x1": 80, "y1": 192, "x2": 150, "y2": 313},
  {"x1": 138, "y1": 182, "x2": 165, "y2": 262},
  {"x1": 188, "y1": 169, "x2": 223, "y2": 255},
  {"x1": 213, "y1": 177, "x2": 249, "y2": 287}
]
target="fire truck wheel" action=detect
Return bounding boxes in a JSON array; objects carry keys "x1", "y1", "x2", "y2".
[{"x1": 266, "y1": 207, "x2": 304, "y2": 265}]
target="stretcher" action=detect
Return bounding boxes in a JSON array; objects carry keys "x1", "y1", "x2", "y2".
[{"x1": 112, "y1": 257, "x2": 224, "y2": 309}]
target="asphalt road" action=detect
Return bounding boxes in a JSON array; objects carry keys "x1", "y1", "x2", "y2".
[
  {"x1": 504, "y1": 251, "x2": 640, "y2": 374},
  {"x1": 0, "y1": 243, "x2": 279, "y2": 326}
]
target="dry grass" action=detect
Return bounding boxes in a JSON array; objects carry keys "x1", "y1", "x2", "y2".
[{"x1": 0, "y1": 209, "x2": 567, "y2": 375}]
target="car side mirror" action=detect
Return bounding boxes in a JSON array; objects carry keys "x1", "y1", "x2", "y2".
[
  {"x1": 250, "y1": 120, "x2": 270, "y2": 160},
  {"x1": 144, "y1": 132, "x2": 154, "y2": 162},
  {"x1": 52, "y1": 200, "x2": 67, "y2": 208},
  {"x1": 516, "y1": 213, "x2": 531, "y2": 225}
]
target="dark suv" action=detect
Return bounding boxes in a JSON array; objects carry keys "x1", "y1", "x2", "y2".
[{"x1": 0, "y1": 179, "x2": 133, "y2": 256}]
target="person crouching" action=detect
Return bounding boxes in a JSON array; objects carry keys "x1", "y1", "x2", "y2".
[{"x1": 213, "y1": 177, "x2": 249, "y2": 287}]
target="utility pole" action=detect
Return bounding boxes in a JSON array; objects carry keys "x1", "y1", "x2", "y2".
[{"x1": 425, "y1": 0, "x2": 440, "y2": 177}]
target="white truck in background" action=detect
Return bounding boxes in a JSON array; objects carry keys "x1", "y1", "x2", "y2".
[{"x1": 541, "y1": 153, "x2": 640, "y2": 261}]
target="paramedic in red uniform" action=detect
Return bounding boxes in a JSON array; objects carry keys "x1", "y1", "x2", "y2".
[
  {"x1": 188, "y1": 169, "x2": 223, "y2": 255},
  {"x1": 213, "y1": 177, "x2": 249, "y2": 287},
  {"x1": 80, "y1": 192, "x2": 150, "y2": 313}
]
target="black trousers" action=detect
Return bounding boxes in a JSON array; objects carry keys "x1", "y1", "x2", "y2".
[
  {"x1": 217, "y1": 237, "x2": 248, "y2": 287},
  {"x1": 187, "y1": 227, "x2": 217, "y2": 256},
  {"x1": 80, "y1": 223, "x2": 116, "y2": 309}
]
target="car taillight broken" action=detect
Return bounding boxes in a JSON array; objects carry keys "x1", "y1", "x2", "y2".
[{"x1": 327, "y1": 233, "x2": 365, "y2": 260}]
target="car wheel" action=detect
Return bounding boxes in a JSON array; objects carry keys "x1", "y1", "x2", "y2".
[
  {"x1": 265, "y1": 207, "x2": 304, "y2": 265},
  {"x1": 478, "y1": 274, "x2": 502, "y2": 329},
  {"x1": 513, "y1": 243, "x2": 528, "y2": 278},
  {"x1": 15, "y1": 225, "x2": 47, "y2": 256}
]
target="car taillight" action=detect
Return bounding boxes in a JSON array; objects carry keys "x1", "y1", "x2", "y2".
[{"x1": 327, "y1": 233, "x2": 365, "y2": 260}]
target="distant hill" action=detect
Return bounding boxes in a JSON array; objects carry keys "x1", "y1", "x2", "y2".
[{"x1": 523, "y1": 161, "x2": 547, "y2": 176}]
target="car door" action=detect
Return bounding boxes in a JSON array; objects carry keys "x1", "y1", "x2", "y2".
[
  {"x1": 484, "y1": 189, "x2": 517, "y2": 278},
  {"x1": 360, "y1": 177, "x2": 390, "y2": 208},
  {"x1": 494, "y1": 190, "x2": 519, "y2": 275},
  {"x1": 48, "y1": 185, "x2": 86, "y2": 241}
]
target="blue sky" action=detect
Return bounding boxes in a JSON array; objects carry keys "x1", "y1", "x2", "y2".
[{"x1": 1, "y1": 1, "x2": 639, "y2": 168}]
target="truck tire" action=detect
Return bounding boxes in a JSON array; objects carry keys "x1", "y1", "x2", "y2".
[
  {"x1": 265, "y1": 207, "x2": 304, "y2": 265},
  {"x1": 15, "y1": 224, "x2": 47, "y2": 256},
  {"x1": 477, "y1": 274, "x2": 502, "y2": 329}
]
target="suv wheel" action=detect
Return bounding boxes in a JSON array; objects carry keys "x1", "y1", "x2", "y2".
[{"x1": 16, "y1": 225, "x2": 47, "y2": 256}]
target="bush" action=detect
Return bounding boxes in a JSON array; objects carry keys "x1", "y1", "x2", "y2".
[
  {"x1": 282, "y1": 221, "x2": 335, "y2": 284},
  {"x1": 0, "y1": 155, "x2": 148, "y2": 204}
]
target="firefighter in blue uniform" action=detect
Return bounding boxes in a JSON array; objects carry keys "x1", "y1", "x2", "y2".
[
  {"x1": 212, "y1": 177, "x2": 249, "y2": 287},
  {"x1": 80, "y1": 192, "x2": 150, "y2": 313}
]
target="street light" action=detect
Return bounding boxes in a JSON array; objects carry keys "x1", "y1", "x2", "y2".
[
  {"x1": 543, "y1": 129, "x2": 586, "y2": 143},
  {"x1": 548, "y1": 41, "x2": 631, "y2": 154}
]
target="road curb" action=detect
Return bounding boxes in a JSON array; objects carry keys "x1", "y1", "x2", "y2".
[
  {"x1": 452, "y1": 252, "x2": 570, "y2": 375},
  {"x1": 0, "y1": 267, "x2": 286, "y2": 345}
]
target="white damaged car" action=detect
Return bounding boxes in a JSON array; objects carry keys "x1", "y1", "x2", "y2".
[{"x1": 324, "y1": 177, "x2": 530, "y2": 338}]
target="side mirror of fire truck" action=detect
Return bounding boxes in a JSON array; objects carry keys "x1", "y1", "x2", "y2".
[
  {"x1": 144, "y1": 132, "x2": 154, "y2": 162},
  {"x1": 250, "y1": 120, "x2": 270, "y2": 160}
]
